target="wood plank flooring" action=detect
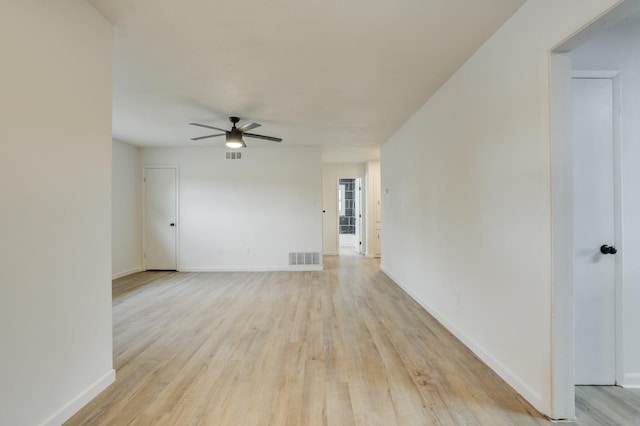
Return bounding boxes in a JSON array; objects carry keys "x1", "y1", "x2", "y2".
[
  {"x1": 66, "y1": 255, "x2": 640, "y2": 425},
  {"x1": 576, "y1": 386, "x2": 640, "y2": 426}
]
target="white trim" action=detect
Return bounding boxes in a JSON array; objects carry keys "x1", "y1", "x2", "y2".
[
  {"x1": 323, "y1": 251, "x2": 339, "y2": 256},
  {"x1": 549, "y1": 52, "x2": 575, "y2": 421},
  {"x1": 40, "y1": 369, "x2": 115, "y2": 426},
  {"x1": 142, "y1": 164, "x2": 181, "y2": 169},
  {"x1": 621, "y1": 374, "x2": 640, "y2": 388},
  {"x1": 610, "y1": 73, "x2": 625, "y2": 387},
  {"x1": 112, "y1": 267, "x2": 143, "y2": 280},
  {"x1": 180, "y1": 266, "x2": 323, "y2": 272},
  {"x1": 572, "y1": 70, "x2": 620, "y2": 78},
  {"x1": 380, "y1": 266, "x2": 545, "y2": 414}
]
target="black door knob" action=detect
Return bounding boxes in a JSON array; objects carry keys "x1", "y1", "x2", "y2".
[
  {"x1": 600, "y1": 245, "x2": 617, "y2": 255},
  {"x1": 170, "y1": 223, "x2": 175, "y2": 227}
]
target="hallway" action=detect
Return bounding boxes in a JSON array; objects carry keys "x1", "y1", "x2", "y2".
[{"x1": 66, "y1": 256, "x2": 639, "y2": 425}]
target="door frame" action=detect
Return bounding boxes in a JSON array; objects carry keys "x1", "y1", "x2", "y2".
[
  {"x1": 572, "y1": 70, "x2": 624, "y2": 388},
  {"x1": 336, "y1": 176, "x2": 364, "y2": 255},
  {"x1": 355, "y1": 177, "x2": 364, "y2": 254},
  {"x1": 142, "y1": 165, "x2": 180, "y2": 271},
  {"x1": 550, "y1": 59, "x2": 624, "y2": 418}
]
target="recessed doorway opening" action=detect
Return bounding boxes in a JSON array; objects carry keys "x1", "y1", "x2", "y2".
[
  {"x1": 550, "y1": 0, "x2": 640, "y2": 420},
  {"x1": 338, "y1": 178, "x2": 363, "y2": 256}
]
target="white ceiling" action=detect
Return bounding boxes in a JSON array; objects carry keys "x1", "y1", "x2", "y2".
[{"x1": 88, "y1": 0, "x2": 525, "y2": 158}]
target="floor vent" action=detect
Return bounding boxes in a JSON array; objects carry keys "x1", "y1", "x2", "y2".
[
  {"x1": 226, "y1": 152, "x2": 242, "y2": 160},
  {"x1": 289, "y1": 252, "x2": 321, "y2": 265}
]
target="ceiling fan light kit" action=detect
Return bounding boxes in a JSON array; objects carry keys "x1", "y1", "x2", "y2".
[
  {"x1": 190, "y1": 116, "x2": 282, "y2": 149},
  {"x1": 225, "y1": 130, "x2": 246, "y2": 149}
]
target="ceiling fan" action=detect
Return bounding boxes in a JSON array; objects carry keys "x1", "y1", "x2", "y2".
[{"x1": 189, "y1": 116, "x2": 282, "y2": 148}]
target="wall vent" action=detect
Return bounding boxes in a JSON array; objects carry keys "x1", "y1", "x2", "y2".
[
  {"x1": 289, "y1": 252, "x2": 321, "y2": 265},
  {"x1": 226, "y1": 151, "x2": 242, "y2": 160}
]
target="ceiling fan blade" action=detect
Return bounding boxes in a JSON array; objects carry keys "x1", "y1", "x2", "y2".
[
  {"x1": 243, "y1": 132, "x2": 282, "y2": 142},
  {"x1": 238, "y1": 122, "x2": 261, "y2": 132},
  {"x1": 191, "y1": 133, "x2": 225, "y2": 141},
  {"x1": 189, "y1": 123, "x2": 228, "y2": 132}
]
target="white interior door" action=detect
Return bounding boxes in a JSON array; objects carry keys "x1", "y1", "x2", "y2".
[
  {"x1": 144, "y1": 167, "x2": 177, "y2": 270},
  {"x1": 355, "y1": 178, "x2": 363, "y2": 254},
  {"x1": 573, "y1": 77, "x2": 616, "y2": 385}
]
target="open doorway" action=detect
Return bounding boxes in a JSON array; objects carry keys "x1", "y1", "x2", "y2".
[
  {"x1": 338, "y1": 178, "x2": 363, "y2": 256},
  {"x1": 550, "y1": 1, "x2": 640, "y2": 420}
]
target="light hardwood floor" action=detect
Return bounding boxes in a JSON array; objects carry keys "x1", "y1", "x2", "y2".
[{"x1": 66, "y1": 256, "x2": 640, "y2": 425}]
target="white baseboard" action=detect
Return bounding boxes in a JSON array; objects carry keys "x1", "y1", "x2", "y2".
[
  {"x1": 41, "y1": 369, "x2": 115, "y2": 426},
  {"x1": 621, "y1": 373, "x2": 640, "y2": 388},
  {"x1": 285, "y1": 265, "x2": 323, "y2": 272},
  {"x1": 179, "y1": 265, "x2": 323, "y2": 272},
  {"x1": 323, "y1": 251, "x2": 339, "y2": 256},
  {"x1": 112, "y1": 267, "x2": 142, "y2": 280},
  {"x1": 380, "y1": 265, "x2": 546, "y2": 415}
]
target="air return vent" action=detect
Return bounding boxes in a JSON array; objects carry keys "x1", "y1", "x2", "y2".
[
  {"x1": 226, "y1": 152, "x2": 242, "y2": 160},
  {"x1": 289, "y1": 252, "x2": 321, "y2": 265}
]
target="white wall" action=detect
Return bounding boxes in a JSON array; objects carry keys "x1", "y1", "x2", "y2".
[
  {"x1": 142, "y1": 147, "x2": 322, "y2": 270},
  {"x1": 571, "y1": 16, "x2": 640, "y2": 387},
  {"x1": 380, "y1": 0, "x2": 621, "y2": 417},
  {"x1": 112, "y1": 140, "x2": 143, "y2": 279},
  {"x1": 0, "y1": 1, "x2": 114, "y2": 425},
  {"x1": 322, "y1": 163, "x2": 365, "y2": 255},
  {"x1": 321, "y1": 146, "x2": 380, "y2": 163}
]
